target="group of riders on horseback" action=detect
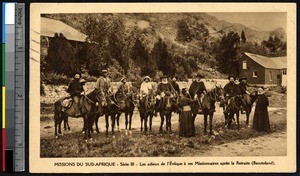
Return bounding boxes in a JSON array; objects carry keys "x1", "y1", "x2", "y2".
[{"x1": 54, "y1": 69, "x2": 255, "y2": 139}]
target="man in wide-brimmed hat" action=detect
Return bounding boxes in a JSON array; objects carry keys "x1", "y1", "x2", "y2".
[
  {"x1": 95, "y1": 69, "x2": 112, "y2": 95},
  {"x1": 67, "y1": 72, "x2": 85, "y2": 116},
  {"x1": 117, "y1": 77, "x2": 131, "y2": 95},
  {"x1": 156, "y1": 75, "x2": 175, "y2": 98},
  {"x1": 224, "y1": 75, "x2": 241, "y2": 98},
  {"x1": 140, "y1": 76, "x2": 153, "y2": 96},
  {"x1": 188, "y1": 73, "x2": 207, "y2": 99},
  {"x1": 170, "y1": 76, "x2": 180, "y2": 96}
]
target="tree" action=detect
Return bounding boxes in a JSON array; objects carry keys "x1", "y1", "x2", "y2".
[
  {"x1": 241, "y1": 30, "x2": 246, "y2": 43},
  {"x1": 176, "y1": 19, "x2": 193, "y2": 43},
  {"x1": 262, "y1": 35, "x2": 285, "y2": 54},
  {"x1": 215, "y1": 31, "x2": 241, "y2": 76},
  {"x1": 151, "y1": 38, "x2": 175, "y2": 77}
]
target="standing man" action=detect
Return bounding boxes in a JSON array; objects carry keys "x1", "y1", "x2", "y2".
[{"x1": 67, "y1": 72, "x2": 85, "y2": 116}]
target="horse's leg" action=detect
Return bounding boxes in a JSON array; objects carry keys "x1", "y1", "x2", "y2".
[
  {"x1": 125, "y1": 112, "x2": 128, "y2": 130},
  {"x1": 105, "y1": 115, "x2": 109, "y2": 136},
  {"x1": 111, "y1": 114, "x2": 116, "y2": 135},
  {"x1": 246, "y1": 108, "x2": 250, "y2": 126},
  {"x1": 66, "y1": 117, "x2": 70, "y2": 131},
  {"x1": 140, "y1": 113, "x2": 143, "y2": 131},
  {"x1": 95, "y1": 115, "x2": 100, "y2": 134},
  {"x1": 159, "y1": 113, "x2": 164, "y2": 133},
  {"x1": 144, "y1": 114, "x2": 148, "y2": 132},
  {"x1": 204, "y1": 113, "x2": 208, "y2": 134},
  {"x1": 236, "y1": 112, "x2": 240, "y2": 130},
  {"x1": 209, "y1": 113, "x2": 214, "y2": 135},
  {"x1": 87, "y1": 115, "x2": 92, "y2": 139},
  {"x1": 129, "y1": 111, "x2": 133, "y2": 130},
  {"x1": 168, "y1": 114, "x2": 172, "y2": 134},
  {"x1": 149, "y1": 114, "x2": 153, "y2": 132},
  {"x1": 63, "y1": 118, "x2": 67, "y2": 131}
]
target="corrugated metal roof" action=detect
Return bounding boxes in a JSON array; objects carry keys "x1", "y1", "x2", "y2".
[
  {"x1": 244, "y1": 52, "x2": 286, "y2": 69},
  {"x1": 41, "y1": 17, "x2": 87, "y2": 42}
]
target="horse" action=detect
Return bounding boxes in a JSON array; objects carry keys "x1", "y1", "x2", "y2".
[
  {"x1": 139, "y1": 90, "x2": 156, "y2": 133},
  {"x1": 54, "y1": 89, "x2": 104, "y2": 139},
  {"x1": 224, "y1": 93, "x2": 257, "y2": 129},
  {"x1": 223, "y1": 95, "x2": 242, "y2": 129},
  {"x1": 158, "y1": 93, "x2": 178, "y2": 134},
  {"x1": 93, "y1": 89, "x2": 126, "y2": 136},
  {"x1": 192, "y1": 86, "x2": 225, "y2": 135},
  {"x1": 115, "y1": 90, "x2": 140, "y2": 131}
]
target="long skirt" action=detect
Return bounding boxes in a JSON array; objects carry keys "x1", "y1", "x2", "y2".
[
  {"x1": 179, "y1": 111, "x2": 195, "y2": 137},
  {"x1": 252, "y1": 105, "x2": 271, "y2": 132}
]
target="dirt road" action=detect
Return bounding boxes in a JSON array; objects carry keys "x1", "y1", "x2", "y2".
[{"x1": 201, "y1": 131, "x2": 286, "y2": 156}]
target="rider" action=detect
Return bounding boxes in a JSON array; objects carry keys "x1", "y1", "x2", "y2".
[
  {"x1": 224, "y1": 76, "x2": 242, "y2": 99},
  {"x1": 67, "y1": 72, "x2": 85, "y2": 116},
  {"x1": 140, "y1": 76, "x2": 153, "y2": 97},
  {"x1": 95, "y1": 69, "x2": 113, "y2": 115},
  {"x1": 188, "y1": 73, "x2": 207, "y2": 113},
  {"x1": 170, "y1": 76, "x2": 180, "y2": 96},
  {"x1": 239, "y1": 77, "x2": 250, "y2": 114},
  {"x1": 223, "y1": 76, "x2": 242, "y2": 113},
  {"x1": 117, "y1": 77, "x2": 131, "y2": 96},
  {"x1": 156, "y1": 75, "x2": 176, "y2": 114}
]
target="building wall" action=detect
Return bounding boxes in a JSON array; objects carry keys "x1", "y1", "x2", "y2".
[
  {"x1": 239, "y1": 55, "x2": 265, "y2": 85},
  {"x1": 264, "y1": 68, "x2": 282, "y2": 86}
]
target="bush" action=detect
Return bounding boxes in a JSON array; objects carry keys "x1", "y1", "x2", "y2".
[{"x1": 41, "y1": 72, "x2": 71, "y2": 85}]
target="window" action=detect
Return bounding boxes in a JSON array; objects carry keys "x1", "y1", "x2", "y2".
[
  {"x1": 253, "y1": 71, "x2": 258, "y2": 77},
  {"x1": 269, "y1": 71, "x2": 272, "y2": 81},
  {"x1": 282, "y1": 69, "x2": 287, "y2": 75},
  {"x1": 242, "y1": 61, "x2": 247, "y2": 69}
]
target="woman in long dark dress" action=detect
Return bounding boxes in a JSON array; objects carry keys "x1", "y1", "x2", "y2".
[
  {"x1": 178, "y1": 88, "x2": 195, "y2": 137},
  {"x1": 252, "y1": 87, "x2": 271, "y2": 132}
]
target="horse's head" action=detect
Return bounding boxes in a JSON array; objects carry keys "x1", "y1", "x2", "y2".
[
  {"x1": 214, "y1": 85, "x2": 225, "y2": 102},
  {"x1": 114, "y1": 89, "x2": 126, "y2": 110},
  {"x1": 132, "y1": 92, "x2": 140, "y2": 108},
  {"x1": 94, "y1": 89, "x2": 107, "y2": 106},
  {"x1": 162, "y1": 95, "x2": 175, "y2": 111}
]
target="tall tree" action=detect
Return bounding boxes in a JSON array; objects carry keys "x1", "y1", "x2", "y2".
[
  {"x1": 151, "y1": 38, "x2": 175, "y2": 77},
  {"x1": 241, "y1": 30, "x2": 246, "y2": 43},
  {"x1": 216, "y1": 31, "x2": 241, "y2": 76}
]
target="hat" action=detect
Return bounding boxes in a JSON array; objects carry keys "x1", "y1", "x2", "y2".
[
  {"x1": 74, "y1": 72, "x2": 81, "y2": 77},
  {"x1": 143, "y1": 76, "x2": 151, "y2": 81},
  {"x1": 228, "y1": 75, "x2": 235, "y2": 80},
  {"x1": 239, "y1": 77, "x2": 247, "y2": 82},
  {"x1": 120, "y1": 77, "x2": 127, "y2": 82},
  {"x1": 195, "y1": 73, "x2": 204, "y2": 78},
  {"x1": 161, "y1": 75, "x2": 168, "y2": 79}
]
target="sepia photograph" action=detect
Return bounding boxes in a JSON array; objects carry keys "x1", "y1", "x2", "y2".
[{"x1": 29, "y1": 3, "x2": 296, "y2": 173}]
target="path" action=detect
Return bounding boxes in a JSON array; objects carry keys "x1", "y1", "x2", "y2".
[{"x1": 200, "y1": 131, "x2": 286, "y2": 156}]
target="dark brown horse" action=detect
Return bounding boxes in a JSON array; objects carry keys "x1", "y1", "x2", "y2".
[
  {"x1": 115, "y1": 90, "x2": 140, "y2": 131},
  {"x1": 93, "y1": 89, "x2": 126, "y2": 136},
  {"x1": 224, "y1": 93, "x2": 256, "y2": 129},
  {"x1": 54, "y1": 89, "x2": 104, "y2": 139},
  {"x1": 139, "y1": 90, "x2": 156, "y2": 133},
  {"x1": 158, "y1": 94, "x2": 178, "y2": 134},
  {"x1": 192, "y1": 86, "x2": 225, "y2": 135}
]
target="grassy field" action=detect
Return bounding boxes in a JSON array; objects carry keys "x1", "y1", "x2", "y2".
[{"x1": 40, "y1": 88, "x2": 286, "y2": 157}]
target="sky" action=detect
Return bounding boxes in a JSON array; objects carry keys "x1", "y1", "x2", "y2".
[{"x1": 207, "y1": 12, "x2": 286, "y2": 31}]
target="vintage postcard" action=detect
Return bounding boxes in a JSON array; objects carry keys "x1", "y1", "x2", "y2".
[{"x1": 29, "y1": 3, "x2": 296, "y2": 173}]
